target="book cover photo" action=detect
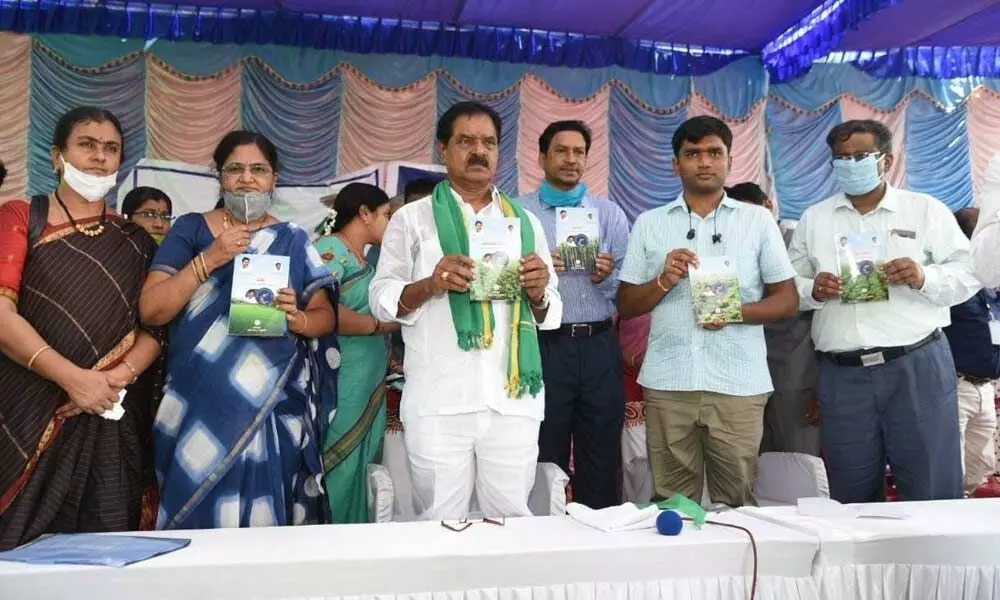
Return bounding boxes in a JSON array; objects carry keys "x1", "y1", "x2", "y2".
[
  {"x1": 555, "y1": 207, "x2": 600, "y2": 273},
  {"x1": 835, "y1": 232, "x2": 889, "y2": 303},
  {"x1": 468, "y1": 217, "x2": 522, "y2": 302},
  {"x1": 229, "y1": 254, "x2": 291, "y2": 336},
  {"x1": 690, "y1": 256, "x2": 744, "y2": 325}
]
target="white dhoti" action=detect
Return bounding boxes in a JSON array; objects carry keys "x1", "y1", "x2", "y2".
[{"x1": 404, "y1": 409, "x2": 540, "y2": 520}]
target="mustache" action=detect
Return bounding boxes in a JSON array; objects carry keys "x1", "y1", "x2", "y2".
[{"x1": 467, "y1": 154, "x2": 490, "y2": 168}]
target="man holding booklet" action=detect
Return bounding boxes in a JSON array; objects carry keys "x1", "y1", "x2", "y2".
[
  {"x1": 369, "y1": 102, "x2": 562, "y2": 520},
  {"x1": 617, "y1": 116, "x2": 798, "y2": 507},
  {"x1": 519, "y1": 120, "x2": 631, "y2": 509},
  {"x1": 787, "y1": 119, "x2": 980, "y2": 503}
]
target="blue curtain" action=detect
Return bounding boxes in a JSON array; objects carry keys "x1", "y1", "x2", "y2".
[
  {"x1": 905, "y1": 98, "x2": 973, "y2": 210},
  {"x1": 771, "y1": 63, "x2": 999, "y2": 112},
  {"x1": 607, "y1": 86, "x2": 684, "y2": 223},
  {"x1": 241, "y1": 60, "x2": 341, "y2": 184},
  {"x1": 28, "y1": 45, "x2": 146, "y2": 198},
  {"x1": 767, "y1": 101, "x2": 841, "y2": 220},
  {"x1": 434, "y1": 76, "x2": 520, "y2": 197}
]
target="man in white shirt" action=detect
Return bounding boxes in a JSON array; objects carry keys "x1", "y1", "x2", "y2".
[
  {"x1": 788, "y1": 119, "x2": 981, "y2": 503},
  {"x1": 971, "y1": 153, "x2": 1000, "y2": 287},
  {"x1": 369, "y1": 101, "x2": 562, "y2": 520}
]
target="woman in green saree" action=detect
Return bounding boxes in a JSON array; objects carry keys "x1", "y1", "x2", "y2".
[{"x1": 316, "y1": 183, "x2": 398, "y2": 523}]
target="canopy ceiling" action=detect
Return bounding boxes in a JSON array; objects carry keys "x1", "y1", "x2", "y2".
[{"x1": 1, "y1": 0, "x2": 998, "y2": 80}]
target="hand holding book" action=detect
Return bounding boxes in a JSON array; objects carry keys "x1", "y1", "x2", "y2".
[
  {"x1": 884, "y1": 258, "x2": 925, "y2": 289},
  {"x1": 661, "y1": 249, "x2": 699, "y2": 290},
  {"x1": 811, "y1": 272, "x2": 843, "y2": 302},
  {"x1": 591, "y1": 252, "x2": 615, "y2": 284}
]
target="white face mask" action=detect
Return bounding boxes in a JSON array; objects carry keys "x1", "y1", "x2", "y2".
[{"x1": 60, "y1": 157, "x2": 118, "y2": 203}]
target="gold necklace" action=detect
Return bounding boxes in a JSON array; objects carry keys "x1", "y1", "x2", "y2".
[
  {"x1": 222, "y1": 210, "x2": 268, "y2": 232},
  {"x1": 54, "y1": 190, "x2": 105, "y2": 237}
]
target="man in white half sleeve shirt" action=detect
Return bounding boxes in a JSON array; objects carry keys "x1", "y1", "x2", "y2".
[
  {"x1": 788, "y1": 119, "x2": 981, "y2": 503},
  {"x1": 369, "y1": 102, "x2": 562, "y2": 520}
]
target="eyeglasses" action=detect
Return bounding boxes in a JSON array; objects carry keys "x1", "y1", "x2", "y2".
[
  {"x1": 832, "y1": 152, "x2": 883, "y2": 163},
  {"x1": 221, "y1": 163, "x2": 273, "y2": 178},
  {"x1": 133, "y1": 210, "x2": 173, "y2": 222},
  {"x1": 440, "y1": 514, "x2": 505, "y2": 532}
]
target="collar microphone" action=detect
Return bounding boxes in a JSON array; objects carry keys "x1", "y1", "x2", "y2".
[{"x1": 686, "y1": 229, "x2": 695, "y2": 240}]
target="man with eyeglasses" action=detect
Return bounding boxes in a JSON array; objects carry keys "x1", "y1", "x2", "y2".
[{"x1": 787, "y1": 119, "x2": 980, "y2": 503}]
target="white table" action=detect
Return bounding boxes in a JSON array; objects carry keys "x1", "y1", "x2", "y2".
[
  {"x1": 742, "y1": 499, "x2": 1000, "y2": 599},
  {"x1": 0, "y1": 512, "x2": 819, "y2": 600}
]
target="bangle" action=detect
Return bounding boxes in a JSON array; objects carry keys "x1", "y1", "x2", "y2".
[
  {"x1": 655, "y1": 273, "x2": 671, "y2": 293},
  {"x1": 370, "y1": 316, "x2": 380, "y2": 335},
  {"x1": 191, "y1": 260, "x2": 206, "y2": 283},
  {"x1": 398, "y1": 298, "x2": 414, "y2": 313},
  {"x1": 121, "y1": 359, "x2": 138, "y2": 383},
  {"x1": 198, "y1": 253, "x2": 210, "y2": 278},
  {"x1": 27, "y1": 345, "x2": 51, "y2": 371}
]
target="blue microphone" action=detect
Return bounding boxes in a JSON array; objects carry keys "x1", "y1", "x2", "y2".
[{"x1": 655, "y1": 510, "x2": 684, "y2": 536}]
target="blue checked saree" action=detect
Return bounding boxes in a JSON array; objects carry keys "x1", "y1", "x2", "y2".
[{"x1": 151, "y1": 214, "x2": 339, "y2": 529}]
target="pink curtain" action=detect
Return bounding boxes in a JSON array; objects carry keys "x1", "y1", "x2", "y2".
[
  {"x1": 146, "y1": 57, "x2": 242, "y2": 166},
  {"x1": 688, "y1": 93, "x2": 768, "y2": 191},
  {"x1": 338, "y1": 67, "x2": 436, "y2": 174},
  {"x1": 0, "y1": 33, "x2": 30, "y2": 202},
  {"x1": 516, "y1": 76, "x2": 610, "y2": 197},
  {"x1": 969, "y1": 89, "x2": 1000, "y2": 203},
  {"x1": 839, "y1": 96, "x2": 908, "y2": 189}
]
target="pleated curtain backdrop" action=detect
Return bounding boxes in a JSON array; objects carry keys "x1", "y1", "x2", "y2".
[{"x1": 1, "y1": 32, "x2": 999, "y2": 223}]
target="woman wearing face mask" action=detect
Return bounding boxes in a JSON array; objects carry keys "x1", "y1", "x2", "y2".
[
  {"x1": 139, "y1": 130, "x2": 339, "y2": 529},
  {"x1": 314, "y1": 183, "x2": 397, "y2": 523},
  {"x1": 121, "y1": 186, "x2": 173, "y2": 244},
  {"x1": 0, "y1": 107, "x2": 163, "y2": 549}
]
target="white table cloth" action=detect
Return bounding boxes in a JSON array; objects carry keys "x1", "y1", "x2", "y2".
[
  {"x1": 0, "y1": 512, "x2": 819, "y2": 600},
  {"x1": 742, "y1": 499, "x2": 1000, "y2": 599}
]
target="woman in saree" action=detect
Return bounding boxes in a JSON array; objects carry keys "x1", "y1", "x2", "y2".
[
  {"x1": 140, "y1": 131, "x2": 339, "y2": 529},
  {"x1": 315, "y1": 183, "x2": 397, "y2": 523},
  {"x1": 0, "y1": 107, "x2": 163, "y2": 549}
]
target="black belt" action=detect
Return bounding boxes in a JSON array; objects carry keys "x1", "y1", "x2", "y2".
[
  {"x1": 823, "y1": 330, "x2": 941, "y2": 368},
  {"x1": 959, "y1": 373, "x2": 994, "y2": 386},
  {"x1": 540, "y1": 318, "x2": 613, "y2": 339}
]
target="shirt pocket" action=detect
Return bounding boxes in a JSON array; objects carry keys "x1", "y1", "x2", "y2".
[
  {"x1": 414, "y1": 230, "x2": 445, "y2": 281},
  {"x1": 886, "y1": 229, "x2": 922, "y2": 262}
]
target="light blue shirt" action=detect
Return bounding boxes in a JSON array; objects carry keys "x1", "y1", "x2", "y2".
[
  {"x1": 518, "y1": 190, "x2": 631, "y2": 323},
  {"x1": 619, "y1": 195, "x2": 796, "y2": 396}
]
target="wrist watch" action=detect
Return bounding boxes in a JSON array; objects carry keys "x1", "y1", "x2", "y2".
[{"x1": 530, "y1": 292, "x2": 550, "y2": 311}]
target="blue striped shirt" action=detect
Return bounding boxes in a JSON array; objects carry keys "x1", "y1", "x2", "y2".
[
  {"x1": 518, "y1": 190, "x2": 631, "y2": 323},
  {"x1": 619, "y1": 195, "x2": 796, "y2": 396}
]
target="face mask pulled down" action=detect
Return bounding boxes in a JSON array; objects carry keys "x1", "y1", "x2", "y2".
[
  {"x1": 832, "y1": 154, "x2": 885, "y2": 197},
  {"x1": 60, "y1": 158, "x2": 117, "y2": 202},
  {"x1": 223, "y1": 190, "x2": 273, "y2": 223}
]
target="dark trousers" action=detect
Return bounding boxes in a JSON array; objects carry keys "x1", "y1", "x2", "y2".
[
  {"x1": 539, "y1": 328, "x2": 625, "y2": 509},
  {"x1": 818, "y1": 336, "x2": 963, "y2": 503}
]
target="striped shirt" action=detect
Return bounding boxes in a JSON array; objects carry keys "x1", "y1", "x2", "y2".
[
  {"x1": 518, "y1": 191, "x2": 631, "y2": 324},
  {"x1": 620, "y1": 195, "x2": 796, "y2": 396}
]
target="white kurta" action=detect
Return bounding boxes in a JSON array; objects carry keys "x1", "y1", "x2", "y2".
[{"x1": 369, "y1": 186, "x2": 562, "y2": 520}]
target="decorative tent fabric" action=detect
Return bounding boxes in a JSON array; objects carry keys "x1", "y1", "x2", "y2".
[{"x1": 1, "y1": 32, "x2": 1000, "y2": 225}]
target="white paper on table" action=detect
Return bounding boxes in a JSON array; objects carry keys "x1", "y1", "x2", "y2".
[
  {"x1": 100, "y1": 390, "x2": 127, "y2": 421},
  {"x1": 796, "y1": 497, "x2": 909, "y2": 520},
  {"x1": 566, "y1": 502, "x2": 660, "y2": 532}
]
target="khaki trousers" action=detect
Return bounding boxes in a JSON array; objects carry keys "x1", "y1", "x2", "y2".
[{"x1": 643, "y1": 388, "x2": 767, "y2": 507}]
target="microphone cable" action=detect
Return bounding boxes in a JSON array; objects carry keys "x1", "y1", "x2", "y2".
[{"x1": 681, "y1": 517, "x2": 758, "y2": 600}]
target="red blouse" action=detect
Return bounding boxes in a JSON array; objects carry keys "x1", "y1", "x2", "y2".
[{"x1": 0, "y1": 200, "x2": 119, "y2": 304}]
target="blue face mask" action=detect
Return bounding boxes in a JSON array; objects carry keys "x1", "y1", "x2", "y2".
[
  {"x1": 832, "y1": 154, "x2": 884, "y2": 197},
  {"x1": 539, "y1": 180, "x2": 587, "y2": 208}
]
